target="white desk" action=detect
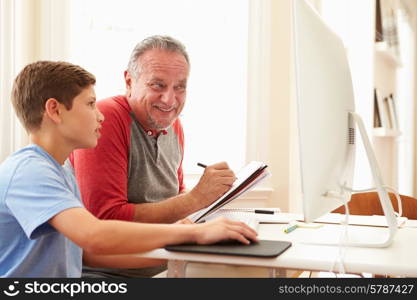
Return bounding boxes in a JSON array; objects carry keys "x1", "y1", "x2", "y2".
[{"x1": 135, "y1": 216, "x2": 417, "y2": 278}]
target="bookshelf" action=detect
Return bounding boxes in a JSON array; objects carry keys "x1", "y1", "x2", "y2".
[
  {"x1": 316, "y1": 0, "x2": 415, "y2": 192},
  {"x1": 372, "y1": 0, "x2": 404, "y2": 189}
]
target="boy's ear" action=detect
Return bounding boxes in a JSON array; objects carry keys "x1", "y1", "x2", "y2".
[{"x1": 44, "y1": 98, "x2": 63, "y2": 124}]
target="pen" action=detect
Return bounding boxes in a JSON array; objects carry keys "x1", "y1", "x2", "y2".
[
  {"x1": 284, "y1": 224, "x2": 298, "y2": 233},
  {"x1": 220, "y1": 208, "x2": 280, "y2": 214},
  {"x1": 254, "y1": 209, "x2": 274, "y2": 215},
  {"x1": 197, "y1": 163, "x2": 207, "y2": 168}
]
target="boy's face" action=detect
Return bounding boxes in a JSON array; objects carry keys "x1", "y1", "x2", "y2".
[{"x1": 59, "y1": 85, "x2": 104, "y2": 149}]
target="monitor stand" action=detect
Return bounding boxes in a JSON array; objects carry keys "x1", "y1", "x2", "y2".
[{"x1": 303, "y1": 112, "x2": 398, "y2": 248}]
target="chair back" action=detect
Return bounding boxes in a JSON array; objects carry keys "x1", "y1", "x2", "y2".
[{"x1": 333, "y1": 192, "x2": 417, "y2": 220}]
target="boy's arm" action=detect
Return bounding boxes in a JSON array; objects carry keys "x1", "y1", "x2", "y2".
[
  {"x1": 72, "y1": 111, "x2": 234, "y2": 224},
  {"x1": 48, "y1": 207, "x2": 257, "y2": 256},
  {"x1": 83, "y1": 252, "x2": 165, "y2": 269}
]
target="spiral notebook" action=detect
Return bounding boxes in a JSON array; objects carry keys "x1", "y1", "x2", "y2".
[{"x1": 188, "y1": 161, "x2": 270, "y2": 223}]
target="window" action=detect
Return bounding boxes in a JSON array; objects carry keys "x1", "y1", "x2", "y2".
[{"x1": 69, "y1": 0, "x2": 249, "y2": 175}]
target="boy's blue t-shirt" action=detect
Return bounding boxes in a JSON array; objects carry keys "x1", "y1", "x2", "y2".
[{"x1": 0, "y1": 144, "x2": 83, "y2": 277}]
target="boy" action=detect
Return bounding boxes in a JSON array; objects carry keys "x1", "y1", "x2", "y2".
[{"x1": 0, "y1": 61, "x2": 257, "y2": 277}]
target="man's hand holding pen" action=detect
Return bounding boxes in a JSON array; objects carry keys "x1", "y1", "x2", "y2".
[{"x1": 189, "y1": 162, "x2": 236, "y2": 209}]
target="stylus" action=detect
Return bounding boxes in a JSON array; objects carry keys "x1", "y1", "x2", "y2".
[{"x1": 254, "y1": 209, "x2": 274, "y2": 215}]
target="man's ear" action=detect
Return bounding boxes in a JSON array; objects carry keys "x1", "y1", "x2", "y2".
[
  {"x1": 44, "y1": 98, "x2": 62, "y2": 124},
  {"x1": 124, "y1": 70, "x2": 132, "y2": 97}
]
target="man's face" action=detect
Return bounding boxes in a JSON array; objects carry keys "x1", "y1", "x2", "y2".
[{"x1": 125, "y1": 49, "x2": 189, "y2": 130}]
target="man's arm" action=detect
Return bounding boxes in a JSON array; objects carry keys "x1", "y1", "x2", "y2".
[{"x1": 132, "y1": 162, "x2": 236, "y2": 223}]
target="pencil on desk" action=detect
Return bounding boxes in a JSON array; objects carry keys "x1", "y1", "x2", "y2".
[{"x1": 284, "y1": 224, "x2": 298, "y2": 233}]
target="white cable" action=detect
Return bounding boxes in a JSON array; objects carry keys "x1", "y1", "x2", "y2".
[
  {"x1": 384, "y1": 186, "x2": 402, "y2": 217},
  {"x1": 330, "y1": 184, "x2": 404, "y2": 274},
  {"x1": 329, "y1": 191, "x2": 349, "y2": 274},
  {"x1": 329, "y1": 185, "x2": 403, "y2": 275}
]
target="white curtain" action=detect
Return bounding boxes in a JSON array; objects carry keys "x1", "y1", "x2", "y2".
[
  {"x1": 0, "y1": 1, "x2": 24, "y2": 162},
  {"x1": 0, "y1": 0, "x2": 69, "y2": 162}
]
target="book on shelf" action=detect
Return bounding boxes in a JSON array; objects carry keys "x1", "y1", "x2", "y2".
[
  {"x1": 373, "y1": 89, "x2": 382, "y2": 128},
  {"x1": 383, "y1": 96, "x2": 393, "y2": 129},
  {"x1": 388, "y1": 93, "x2": 399, "y2": 130},
  {"x1": 378, "y1": 0, "x2": 400, "y2": 60},
  {"x1": 188, "y1": 161, "x2": 270, "y2": 223},
  {"x1": 374, "y1": 88, "x2": 390, "y2": 129},
  {"x1": 375, "y1": 0, "x2": 384, "y2": 42}
]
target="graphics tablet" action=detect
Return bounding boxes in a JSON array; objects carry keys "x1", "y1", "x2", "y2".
[{"x1": 165, "y1": 240, "x2": 291, "y2": 258}]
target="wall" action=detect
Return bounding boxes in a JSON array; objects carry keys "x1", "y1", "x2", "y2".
[{"x1": 268, "y1": 0, "x2": 293, "y2": 211}]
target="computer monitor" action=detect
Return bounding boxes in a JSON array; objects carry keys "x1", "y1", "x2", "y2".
[{"x1": 292, "y1": 0, "x2": 398, "y2": 247}]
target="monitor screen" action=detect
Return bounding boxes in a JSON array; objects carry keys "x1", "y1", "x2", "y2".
[{"x1": 292, "y1": 0, "x2": 356, "y2": 223}]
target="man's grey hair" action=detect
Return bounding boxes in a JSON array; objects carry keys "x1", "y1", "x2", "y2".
[{"x1": 127, "y1": 35, "x2": 190, "y2": 78}]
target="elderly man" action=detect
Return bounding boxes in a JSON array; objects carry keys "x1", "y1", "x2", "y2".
[{"x1": 71, "y1": 35, "x2": 236, "y2": 277}]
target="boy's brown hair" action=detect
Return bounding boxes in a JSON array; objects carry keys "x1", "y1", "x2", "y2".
[{"x1": 12, "y1": 61, "x2": 96, "y2": 132}]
